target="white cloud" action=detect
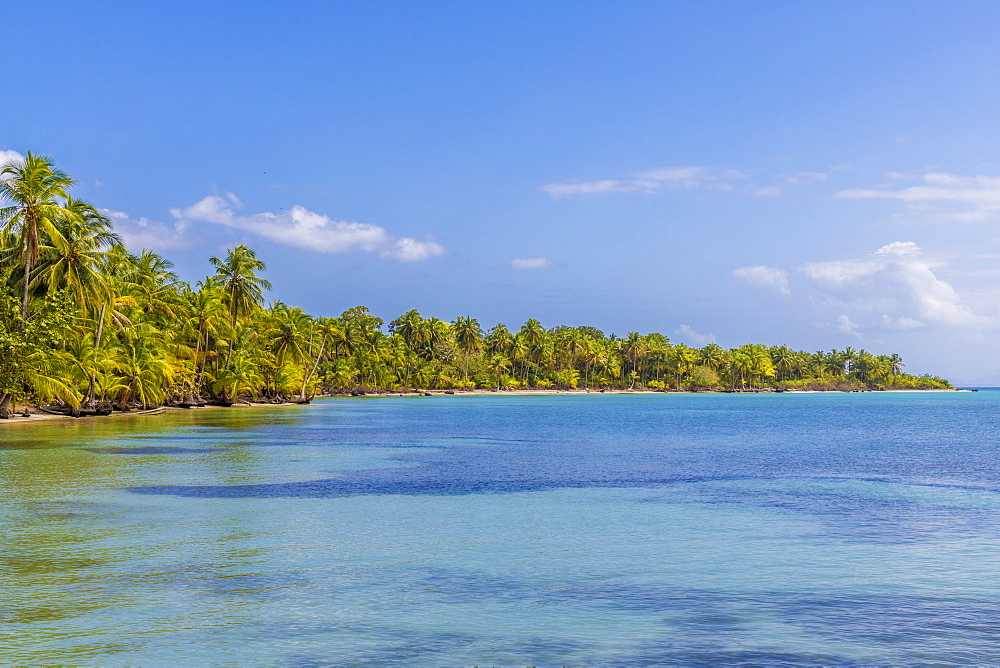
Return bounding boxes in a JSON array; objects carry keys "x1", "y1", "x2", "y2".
[
  {"x1": 103, "y1": 209, "x2": 195, "y2": 251},
  {"x1": 880, "y1": 315, "x2": 924, "y2": 330},
  {"x1": 731, "y1": 265, "x2": 790, "y2": 295},
  {"x1": 675, "y1": 324, "x2": 716, "y2": 346},
  {"x1": 635, "y1": 166, "x2": 746, "y2": 186},
  {"x1": 785, "y1": 171, "x2": 828, "y2": 185},
  {"x1": 541, "y1": 180, "x2": 645, "y2": 197},
  {"x1": 874, "y1": 241, "x2": 921, "y2": 256},
  {"x1": 836, "y1": 315, "x2": 860, "y2": 335},
  {"x1": 542, "y1": 165, "x2": 834, "y2": 199},
  {"x1": 0, "y1": 149, "x2": 25, "y2": 179},
  {"x1": 380, "y1": 237, "x2": 446, "y2": 263},
  {"x1": 835, "y1": 172, "x2": 1000, "y2": 222},
  {"x1": 752, "y1": 186, "x2": 783, "y2": 197},
  {"x1": 511, "y1": 257, "x2": 554, "y2": 269},
  {"x1": 800, "y1": 259, "x2": 880, "y2": 285},
  {"x1": 799, "y1": 242, "x2": 989, "y2": 330},
  {"x1": 170, "y1": 194, "x2": 445, "y2": 262},
  {"x1": 542, "y1": 165, "x2": 745, "y2": 198}
]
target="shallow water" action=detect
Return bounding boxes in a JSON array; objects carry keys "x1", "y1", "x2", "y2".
[{"x1": 4, "y1": 392, "x2": 1000, "y2": 664}]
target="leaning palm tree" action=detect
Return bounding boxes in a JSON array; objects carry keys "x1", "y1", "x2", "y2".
[
  {"x1": 0, "y1": 152, "x2": 76, "y2": 325},
  {"x1": 31, "y1": 197, "x2": 119, "y2": 309}
]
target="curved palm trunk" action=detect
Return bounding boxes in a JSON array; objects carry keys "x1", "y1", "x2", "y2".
[
  {"x1": 84, "y1": 303, "x2": 109, "y2": 407},
  {"x1": 20, "y1": 236, "x2": 33, "y2": 329},
  {"x1": 300, "y1": 335, "x2": 328, "y2": 400}
]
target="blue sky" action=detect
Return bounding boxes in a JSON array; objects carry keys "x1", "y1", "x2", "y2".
[{"x1": 4, "y1": 1, "x2": 1000, "y2": 382}]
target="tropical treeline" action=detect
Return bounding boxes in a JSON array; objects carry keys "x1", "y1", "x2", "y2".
[{"x1": 0, "y1": 153, "x2": 952, "y2": 416}]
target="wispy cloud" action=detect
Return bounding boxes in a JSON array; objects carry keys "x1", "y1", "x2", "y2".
[
  {"x1": 511, "y1": 256, "x2": 554, "y2": 269},
  {"x1": 836, "y1": 172, "x2": 1000, "y2": 222},
  {"x1": 836, "y1": 315, "x2": 860, "y2": 336},
  {"x1": 103, "y1": 209, "x2": 195, "y2": 252},
  {"x1": 732, "y1": 265, "x2": 791, "y2": 295},
  {"x1": 541, "y1": 180, "x2": 635, "y2": 197},
  {"x1": 542, "y1": 165, "x2": 833, "y2": 199},
  {"x1": 542, "y1": 166, "x2": 746, "y2": 198},
  {"x1": 785, "y1": 171, "x2": 827, "y2": 185},
  {"x1": 170, "y1": 194, "x2": 445, "y2": 262}
]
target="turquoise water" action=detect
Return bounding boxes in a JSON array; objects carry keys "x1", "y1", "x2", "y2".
[{"x1": 4, "y1": 392, "x2": 1000, "y2": 664}]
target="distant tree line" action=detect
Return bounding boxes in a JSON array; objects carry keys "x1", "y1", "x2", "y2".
[{"x1": 0, "y1": 153, "x2": 952, "y2": 417}]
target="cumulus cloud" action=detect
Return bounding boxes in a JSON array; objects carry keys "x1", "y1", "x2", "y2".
[
  {"x1": 675, "y1": 324, "x2": 717, "y2": 346},
  {"x1": 731, "y1": 265, "x2": 791, "y2": 295},
  {"x1": 511, "y1": 257, "x2": 554, "y2": 269},
  {"x1": 170, "y1": 194, "x2": 445, "y2": 262},
  {"x1": 836, "y1": 172, "x2": 1000, "y2": 222},
  {"x1": 542, "y1": 166, "x2": 745, "y2": 198},
  {"x1": 799, "y1": 242, "x2": 989, "y2": 329}
]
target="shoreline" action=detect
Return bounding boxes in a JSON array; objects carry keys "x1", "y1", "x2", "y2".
[
  {"x1": 0, "y1": 388, "x2": 966, "y2": 428},
  {"x1": 343, "y1": 387, "x2": 963, "y2": 398},
  {"x1": 0, "y1": 401, "x2": 305, "y2": 428}
]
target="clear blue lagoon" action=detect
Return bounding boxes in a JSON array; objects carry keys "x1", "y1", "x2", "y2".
[{"x1": 4, "y1": 392, "x2": 1000, "y2": 664}]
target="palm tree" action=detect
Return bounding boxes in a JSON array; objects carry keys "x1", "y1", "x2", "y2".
[
  {"x1": 184, "y1": 281, "x2": 228, "y2": 396},
  {"x1": 485, "y1": 354, "x2": 510, "y2": 391},
  {"x1": 452, "y1": 316, "x2": 483, "y2": 380},
  {"x1": 31, "y1": 197, "x2": 119, "y2": 309},
  {"x1": 210, "y1": 245, "x2": 272, "y2": 326},
  {"x1": 213, "y1": 355, "x2": 263, "y2": 404},
  {"x1": 269, "y1": 303, "x2": 310, "y2": 369},
  {"x1": 770, "y1": 345, "x2": 797, "y2": 382},
  {"x1": 389, "y1": 309, "x2": 423, "y2": 348},
  {"x1": 668, "y1": 344, "x2": 697, "y2": 390},
  {"x1": 518, "y1": 319, "x2": 546, "y2": 385},
  {"x1": 0, "y1": 152, "x2": 76, "y2": 324},
  {"x1": 125, "y1": 250, "x2": 186, "y2": 325},
  {"x1": 621, "y1": 332, "x2": 647, "y2": 388},
  {"x1": 113, "y1": 333, "x2": 173, "y2": 409},
  {"x1": 487, "y1": 323, "x2": 513, "y2": 355},
  {"x1": 300, "y1": 317, "x2": 342, "y2": 399},
  {"x1": 698, "y1": 343, "x2": 728, "y2": 373},
  {"x1": 420, "y1": 317, "x2": 452, "y2": 361}
]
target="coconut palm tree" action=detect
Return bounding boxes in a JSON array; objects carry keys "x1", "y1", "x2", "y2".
[
  {"x1": 389, "y1": 309, "x2": 423, "y2": 348},
  {"x1": 621, "y1": 332, "x2": 647, "y2": 388},
  {"x1": 452, "y1": 315, "x2": 483, "y2": 380},
  {"x1": 0, "y1": 152, "x2": 76, "y2": 324},
  {"x1": 210, "y1": 245, "x2": 272, "y2": 325},
  {"x1": 485, "y1": 354, "x2": 510, "y2": 391},
  {"x1": 31, "y1": 197, "x2": 119, "y2": 309}
]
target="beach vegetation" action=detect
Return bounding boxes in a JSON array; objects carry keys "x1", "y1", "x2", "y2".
[{"x1": 0, "y1": 153, "x2": 955, "y2": 415}]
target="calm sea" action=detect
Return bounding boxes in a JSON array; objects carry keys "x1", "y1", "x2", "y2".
[{"x1": 4, "y1": 391, "x2": 1000, "y2": 664}]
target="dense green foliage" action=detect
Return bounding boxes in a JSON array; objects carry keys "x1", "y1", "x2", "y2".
[{"x1": 0, "y1": 153, "x2": 953, "y2": 415}]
